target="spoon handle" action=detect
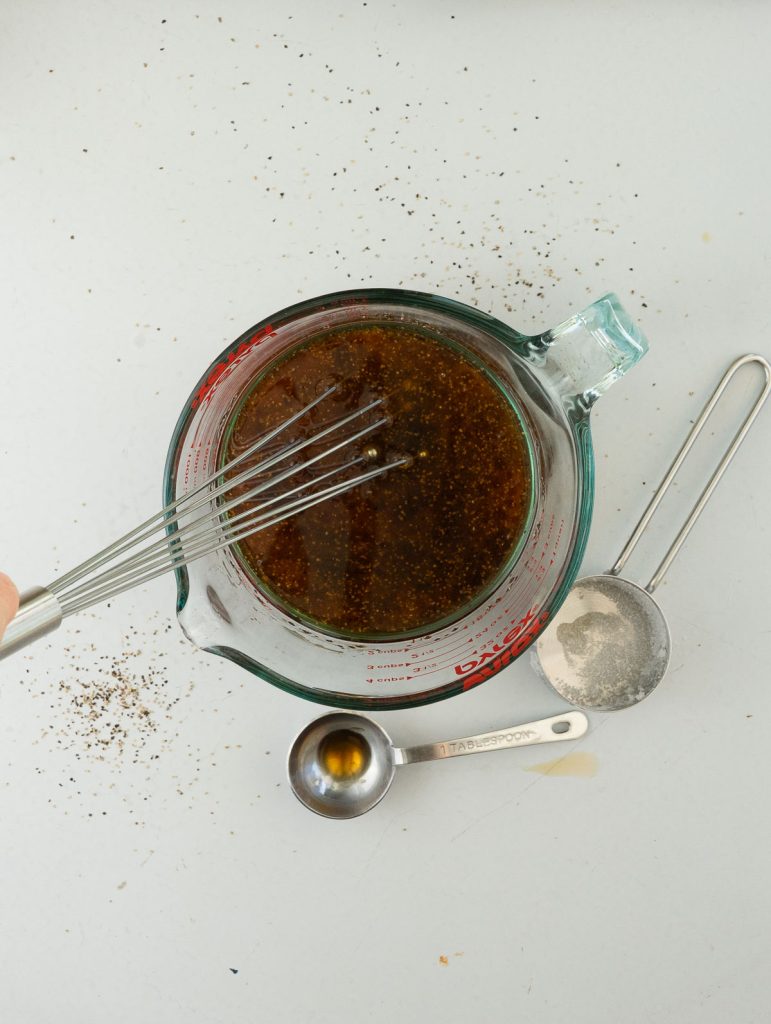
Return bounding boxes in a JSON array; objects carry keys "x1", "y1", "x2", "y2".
[{"x1": 393, "y1": 712, "x2": 588, "y2": 766}]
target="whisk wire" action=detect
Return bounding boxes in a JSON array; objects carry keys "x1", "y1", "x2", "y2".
[
  {"x1": 58, "y1": 454, "x2": 364, "y2": 609},
  {"x1": 54, "y1": 410, "x2": 387, "y2": 609},
  {"x1": 50, "y1": 389, "x2": 400, "y2": 617},
  {"x1": 49, "y1": 386, "x2": 339, "y2": 595},
  {"x1": 59, "y1": 458, "x2": 405, "y2": 615}
]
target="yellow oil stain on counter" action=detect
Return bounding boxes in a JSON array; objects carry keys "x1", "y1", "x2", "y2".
[{"x1": 526, "y1": 751, "x2": 598, "y2": 777}]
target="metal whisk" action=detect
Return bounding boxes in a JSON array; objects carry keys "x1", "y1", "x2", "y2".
[{"x1": 0, "y1": 387, "x2": 404, "y2": 659}]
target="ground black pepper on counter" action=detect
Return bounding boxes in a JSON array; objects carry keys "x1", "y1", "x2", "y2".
[{"x1": 225, "y1": 324, "x2": 532, "y2": 637}]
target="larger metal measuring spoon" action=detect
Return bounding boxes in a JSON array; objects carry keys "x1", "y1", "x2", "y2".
[
  {"x1": 288, "y1": 710, "x2": 587, "y2": 818},
  {"x1": 536, "y1": 354, "x2": 771, "y2": 712}
]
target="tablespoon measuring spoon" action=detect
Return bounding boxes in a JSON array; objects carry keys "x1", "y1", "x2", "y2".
[
  {"x1": 535, "y1": 354, "x2": 771, "y2": 712},
  {"x1": 288, "y1": 710, "x2": 588, "y2": 818}
]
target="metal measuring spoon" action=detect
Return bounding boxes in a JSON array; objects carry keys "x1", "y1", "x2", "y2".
[
  {"x1": 536, "y1": 354, "x2": 771, "y2": 712},
  {"x1": 288, "y1": 710, "x2": 588, "y2": 818}
]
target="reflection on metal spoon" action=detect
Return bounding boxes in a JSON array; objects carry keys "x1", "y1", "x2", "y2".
[{"x1": 288, "y1": 710, "x2": 589, "y2": 819}]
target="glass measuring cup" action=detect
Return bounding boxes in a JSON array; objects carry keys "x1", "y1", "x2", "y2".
[{"x1": 163, "y1": 288, "x2": 647, "y2": 709}]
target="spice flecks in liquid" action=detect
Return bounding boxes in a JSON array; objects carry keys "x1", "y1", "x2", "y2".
[{"x1": 226, "y1": 324, "x2": 532, "y2": 637}]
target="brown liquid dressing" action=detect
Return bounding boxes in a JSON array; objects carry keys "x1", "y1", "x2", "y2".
[{"x1": 224, "y1": 324, "x2": 533, "y2": 638}]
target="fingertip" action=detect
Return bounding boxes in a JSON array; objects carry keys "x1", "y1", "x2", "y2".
[{"x1": 0, "y1": 573, "x2": 20, "y2": 628}]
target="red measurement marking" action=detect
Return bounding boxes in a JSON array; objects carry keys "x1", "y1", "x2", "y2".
[
  {"x1": 191, "y1": 324, "x2": 277, "y2": 410},
  {"x1": 459, "y1": 609, "x2": 549, "y2": 691},
  {"x1": 408, "y1": 633, "x2": 474, "y2": 665},
  {"x1": 406, "y1": 590, "x2": 537, "y2": 671},
  {"x1": 454, "y1": 608, "x2": 536, "y2": 676}
]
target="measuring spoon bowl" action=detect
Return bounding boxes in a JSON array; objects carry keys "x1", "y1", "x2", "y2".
[
  {"x1": 535, "y1": 575, "x2": 671, "y2": 712},
  {"x1": 288, "y1": 713, "x2": 396, "y2": 820},
  {"x1": 288, "y1": 710, "x2": 589, "y2": 819}
]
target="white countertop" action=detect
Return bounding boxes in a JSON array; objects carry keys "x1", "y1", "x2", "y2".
[{"x1": 2, "y1": 2, "x2": 770, "y2": 1021}]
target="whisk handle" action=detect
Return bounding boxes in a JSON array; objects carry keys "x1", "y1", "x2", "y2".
[{"x1": 0, "y1": 587, "x2": 63, "y2": 660}]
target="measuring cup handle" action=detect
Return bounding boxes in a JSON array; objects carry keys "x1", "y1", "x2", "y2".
[
  {"x1": 611, "y1": 354, "x2": 771, "y2": 592},
  {"x1": 527, "y1": 293, "x2": 648, "y2": 411}
]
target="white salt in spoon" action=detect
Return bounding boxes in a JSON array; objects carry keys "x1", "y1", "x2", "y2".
[{"x1": 535, "y1": 354, "x2": 771, "y2": 711}]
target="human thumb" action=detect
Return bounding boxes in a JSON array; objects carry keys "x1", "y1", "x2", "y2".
[{"x1": 0, "y1": 574, "x2": 20, "y2": 640}]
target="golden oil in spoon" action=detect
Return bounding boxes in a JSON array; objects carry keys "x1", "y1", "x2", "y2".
[{"x1": 318, "y1": 729, "x2": 372, "y2": 782}]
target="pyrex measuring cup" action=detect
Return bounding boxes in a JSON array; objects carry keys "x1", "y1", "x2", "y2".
[{"x1": 164, "y1": 288, "x2": 648, "y2": 709}]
